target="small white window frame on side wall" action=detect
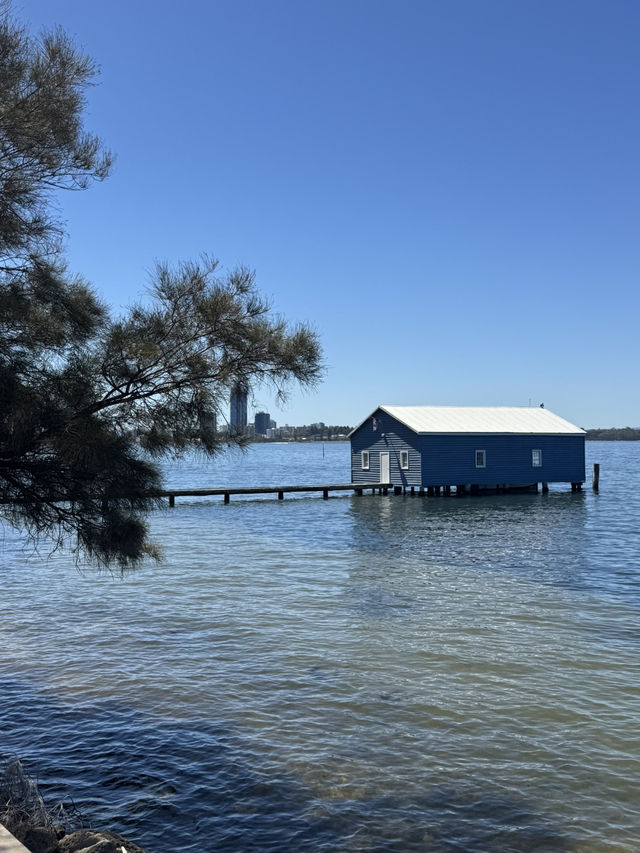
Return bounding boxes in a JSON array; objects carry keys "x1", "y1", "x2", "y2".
[
  {"x1": 400, "y1": 450, "x2": 409, "y2": 470},
  {"x1": 475, "y1": 449, "x2": 486, "y2": 468},
  {"x1": 361, "y1": 450, "x2": 370, "y2": 470},
  {"x1": 532, "y1": 449, "x2": 542, "y2": 467}
]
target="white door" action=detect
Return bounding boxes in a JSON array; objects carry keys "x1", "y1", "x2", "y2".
[{"x1": 380, "y1": 452, "x2": 390, "y2": 483}]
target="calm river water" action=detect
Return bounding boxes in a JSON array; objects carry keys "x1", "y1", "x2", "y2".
[{"x1": 1, "y1": 442, "x2": 639, "y2": 852}]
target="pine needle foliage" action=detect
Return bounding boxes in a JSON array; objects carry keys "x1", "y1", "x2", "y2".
[{"x1": 0, "y1": 3, "x2": 323, "y2": 567}]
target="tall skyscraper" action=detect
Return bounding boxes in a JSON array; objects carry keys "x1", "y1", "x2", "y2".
[
  {"x1": 254, "y1": 412, "x2": 271, "y2": 435},
  {"x1": 229, "y1": 383, "x2": 248, "y2": 432}
]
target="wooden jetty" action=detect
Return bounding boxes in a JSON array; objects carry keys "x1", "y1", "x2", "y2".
[
  {"x1": 154, "y1": 474, "x2": 594, "y2": 506},
  {"x1": 154, "y1": 483, "x2": 391, "y2": 506}
]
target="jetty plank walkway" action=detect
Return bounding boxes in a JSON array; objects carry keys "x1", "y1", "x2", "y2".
[
  {"x1": 153, "y1": 483, "x2": 390, "y2": 506},
  {"x1": 154, "y1": 480, "x2": 572, "y2": 505}
]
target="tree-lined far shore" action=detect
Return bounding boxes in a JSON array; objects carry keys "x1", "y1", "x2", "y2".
[{"x1": 585, "y1": 428, "x2": 640, "y2": 441}]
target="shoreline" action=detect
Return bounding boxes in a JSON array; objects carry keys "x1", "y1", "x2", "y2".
[{"x1": 1, "y1": 760, "x2": 147, "y2": 853}]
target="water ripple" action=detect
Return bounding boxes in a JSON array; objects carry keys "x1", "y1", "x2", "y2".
[{"x1": 1, "y1": 442, "x2": 639, "y2": 851}]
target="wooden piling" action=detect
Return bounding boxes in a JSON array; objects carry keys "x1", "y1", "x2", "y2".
[
  {"x1": 169, "y1": 494, "x2": 175, "y2": 508},
  {"x1": 592, "y1": 463, "x2": 600, "y2": 491},
  {"x1": 278, "y1": 490, "x2": 284, "y2": 500},
  {"x1": 224, "y1": 492, "x2": 230, "y2": 504},
  {"x1": 542, "y1": 482, "x2": 549, "y2": 493}
]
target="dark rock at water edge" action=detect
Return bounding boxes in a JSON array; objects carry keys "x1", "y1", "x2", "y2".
[
  {"x1": 4, "y1": 825, "x2": 150, "y2": 853},
  {"x1": 13, "y1": 824, "x2": 59, "y2": 853},
  {"x1": 58, "y1": 828, "x2": 149, "y2": 853}
]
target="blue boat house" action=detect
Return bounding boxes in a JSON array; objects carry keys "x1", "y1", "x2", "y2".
[{"x1": 349, "y1": 406, "x2": 586, "y2": 494}]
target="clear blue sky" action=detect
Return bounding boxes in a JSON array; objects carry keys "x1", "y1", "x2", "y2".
[{"x1": 16, "y1": 0, "x2": 640, "y2": 428}]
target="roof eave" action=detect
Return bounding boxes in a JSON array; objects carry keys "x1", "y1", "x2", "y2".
[{"x1": 413, "y1": 430, "x2": 586, "y2": 436}]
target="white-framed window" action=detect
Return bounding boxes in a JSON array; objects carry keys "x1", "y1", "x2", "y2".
[
  {"x1": 361, "y1": 450, "x2": 370, "y2": 470},
  {"x1": 400, "y1": 450, "x2": 409, "y2": 470},
  {"x1": 532, "y1": 449, "x2": 542, "y2": 467},
  {"x1": 475, "y1": 449, "x2": 486, "y2": 468}
]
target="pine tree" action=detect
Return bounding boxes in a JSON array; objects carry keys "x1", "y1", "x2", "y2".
[{"x1": 0, "y1": 3, "x2": 322, "y2": 566}]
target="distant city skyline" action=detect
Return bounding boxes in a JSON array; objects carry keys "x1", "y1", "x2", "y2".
[{"x1": 15, "y1": 0, "x2": 640, "y2": 429}]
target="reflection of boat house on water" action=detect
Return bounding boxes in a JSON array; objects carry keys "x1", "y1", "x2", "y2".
[{"x1": 349, "y1": 406, "x2": 586, "y2": 494}]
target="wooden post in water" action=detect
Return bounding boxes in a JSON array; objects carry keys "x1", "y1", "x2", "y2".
[
  {"x1": 322, "y1": 488, "x2": 329, "y2": 499},
  {"x1": 224, "y1": 492, "x2": 230, "y2": 504},
  {"x1": 592, "y1": 463, "x2": 600, "y2": 491},
  {"x1": 278, "y1": 490, "x2": 284, "y2": 500},
  {"x1": 542, "y1": 482, "x2": 549, "y2": 493},
  {"x1": 169, "y1": 494, "x2": 175, "y2": 508}
]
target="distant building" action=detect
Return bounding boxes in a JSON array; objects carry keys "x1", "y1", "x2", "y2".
[
  {"x1": 199, "y1": 409, "x2": 217, "y2": 441},
  {"x1": 230, "y1": 383, "x2": 248, "y2": 432},
  {"x1": 349, "y1": 405, "x2": 585, "y2": 491},
  {"x1": 254, "y1": 411, "x2": 271, "y2": 435}
]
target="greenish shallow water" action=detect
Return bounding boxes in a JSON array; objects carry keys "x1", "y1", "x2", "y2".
[{"x1": 1, "y1": 442, "x2": 639, "y2": 852}]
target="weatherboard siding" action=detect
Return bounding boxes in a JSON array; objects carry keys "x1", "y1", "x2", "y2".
[
  {"x1": 421, "y1": 433, "x2": 585, "y2": 486},
  {"x1": 350, "y1": 409, "x2": 422, "y2": 486}
]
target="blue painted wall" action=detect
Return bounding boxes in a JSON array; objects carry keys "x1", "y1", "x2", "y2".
[
  {"x1": 350, "y1": 410, "x2": 585, "y2": 486},
  {"x1": 421, "y1": 433, "x2": 585, "y2": 486}
]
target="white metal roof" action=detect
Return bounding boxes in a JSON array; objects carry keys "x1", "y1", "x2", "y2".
[{"x1": 350, "y1": 406, "x2": 585, "y2": 435}]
